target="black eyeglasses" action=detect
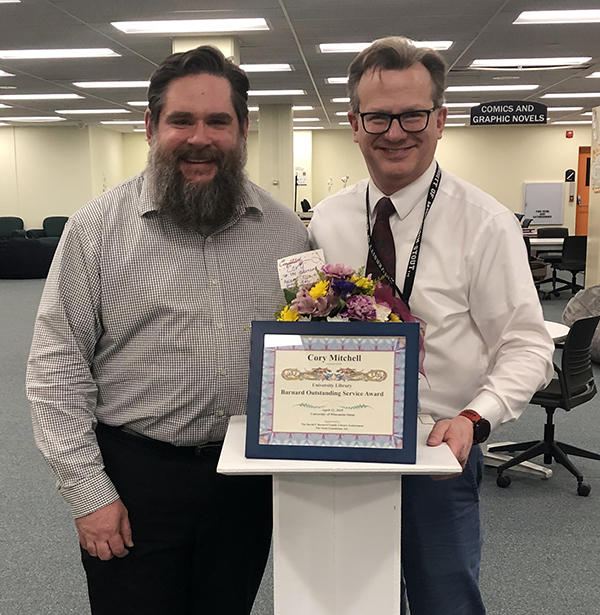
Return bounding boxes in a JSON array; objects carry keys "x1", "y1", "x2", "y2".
[{"x1": 358, "y1": 108, "x2": 437, "y2": 134}]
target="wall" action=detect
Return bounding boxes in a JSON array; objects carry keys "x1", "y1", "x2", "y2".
[
  {"x1": 312, "y1": 127, "x2": 367, "y2": 204},
  {"x1": 437, "y1": 124, "x2": 590, "y2": 232},
  {"x1": 122, "y1": 132, "x2": 149, "y2": 179},
  {"x1": 89, "y1": 127, "x2": 125, "y2": 198},
  {"x1": 293, "y1": 130, "x2": 313, "y2": 210},
  {"x1": 1, "y1": 126, "x2": 94, "y2": 228}
]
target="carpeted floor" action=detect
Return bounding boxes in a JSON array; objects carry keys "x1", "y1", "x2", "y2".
[{"x1": 1, "y1": 279, "x2": 599, "y2": 615}]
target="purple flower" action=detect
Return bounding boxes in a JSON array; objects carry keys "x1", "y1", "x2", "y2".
[
  {"x1": 291, "y1": 288, "x2": 317, "y2": 315},
  {"x1": 342, "y1": 295, "x2": 377, "y2": 321},
  {"x1": 331, "y1": 279, "x2": 356, "y2": 296},
  {"x1": 322, "y1": 263, "x2": 355, "y2": 279}
]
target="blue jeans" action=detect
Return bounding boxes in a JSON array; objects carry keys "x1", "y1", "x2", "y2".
[{"x1": 401, "y1": 445, "x2": 486, "y2": 615}]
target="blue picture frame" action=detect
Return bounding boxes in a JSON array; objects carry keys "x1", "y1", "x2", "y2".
[{"x1": 245, "y1": 321, "x2": 419, "y2": 464}]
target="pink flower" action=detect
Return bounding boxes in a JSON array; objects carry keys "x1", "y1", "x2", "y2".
[
  {"x1": 291, "y1": 288, "x2": 317, "y2": 315},
  {"x1": 322, "y1": 263, "x2": 355, "y2": 279},
  {"x1": 342, "y1": 295, "x2": 377, "y2": 321}
]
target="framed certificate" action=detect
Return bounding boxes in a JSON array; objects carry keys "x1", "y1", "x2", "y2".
[{"x1": 245, "y1": 321, "x2": 419, "y2": 464}]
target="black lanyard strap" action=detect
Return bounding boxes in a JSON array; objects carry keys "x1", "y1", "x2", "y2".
[{"x1": 366, "y1": 163, "x2": 441, "y2": 309}]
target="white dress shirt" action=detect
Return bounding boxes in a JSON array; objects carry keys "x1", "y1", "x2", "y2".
[{"x1": 308, "y1": 161, "x2": 554, "y2": 430}]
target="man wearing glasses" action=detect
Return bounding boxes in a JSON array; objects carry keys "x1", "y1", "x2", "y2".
[{"x1": 308, "y1": 37, "x2": 553, "y2": 615}]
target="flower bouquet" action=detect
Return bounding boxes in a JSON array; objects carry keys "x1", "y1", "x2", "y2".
[{"x1": 275, "y1": 263, "x2": 426, "y2": 375}]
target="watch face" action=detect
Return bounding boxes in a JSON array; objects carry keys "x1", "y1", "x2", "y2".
[{"x1": 474, "y1": 419, "x2": 491, "y2": 444}]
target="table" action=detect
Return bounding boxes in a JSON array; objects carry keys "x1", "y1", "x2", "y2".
[
  {"x1": 482, "y1": 319, "x2": 570, "y2": 479},
  {"x1": 218, "y1": 415, "x2": 460, "y2": 615}
]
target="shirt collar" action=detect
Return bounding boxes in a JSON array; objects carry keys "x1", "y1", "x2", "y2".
[
  {"x1": 136, "y1": 172, "x2": 262, "y2": 219},
  {"x1": 368, "y1": 160, "x2": 438, "y2": 221}
]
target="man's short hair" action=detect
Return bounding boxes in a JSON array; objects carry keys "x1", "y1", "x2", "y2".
[
  {"x1": 147, "y1": 46, "x2": 249, "y2": 131},
  {"x1": 347, "y1": 36, "x2": 448, "y2": 112}
]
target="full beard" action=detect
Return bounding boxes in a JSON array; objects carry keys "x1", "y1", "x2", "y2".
[{"x1": 147, "y1": 137, "x2": 247, "y2": 235}]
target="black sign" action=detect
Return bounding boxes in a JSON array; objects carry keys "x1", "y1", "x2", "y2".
[
  {"x1": 565, "y1": 169, "x2": 576, "y2": 182},
  {"x1": 470, "y1": 101, "x2": 547, "y2": 126}
]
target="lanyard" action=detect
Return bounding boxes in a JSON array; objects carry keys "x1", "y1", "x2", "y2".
[{"x1": 366, "y1": 163, "x2": 441, "y2": 309}]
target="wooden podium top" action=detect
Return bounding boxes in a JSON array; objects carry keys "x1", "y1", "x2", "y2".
[{"x1": 217, "y1": 415, "x2": 461, "y2": 476}]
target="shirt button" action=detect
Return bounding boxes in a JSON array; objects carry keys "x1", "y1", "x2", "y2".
[
  {"x1": 211, "y1": 279, "x2": 218, "y2": 286},
  {"x1": 206, "y1": 237, "x2": 213, "y2": 243},
  {"x1": 216, "y1": 322, "x2": 224, "y2": 329},
  {"x1": 218, "y1": 410, "x2": 225, "y2": 416},
  {"x1": 220, "y1": 368, "x2": 227, "y2": 376}
]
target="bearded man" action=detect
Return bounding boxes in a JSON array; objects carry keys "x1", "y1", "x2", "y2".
[{"x1": 27, "y1": 46, "x2": 309, "y2": 615}]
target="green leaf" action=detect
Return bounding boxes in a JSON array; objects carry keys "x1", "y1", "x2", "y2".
[{"x1": 283, "y1": 288, "x2": 297, "y2": 304}]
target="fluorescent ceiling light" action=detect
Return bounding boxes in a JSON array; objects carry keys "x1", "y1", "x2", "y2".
[
  {"x1": 0, "y1": 48, "x2": 120, "y2": 59},
  {"x1": 447, "y1": 114, "x2": 470, "y2": 119},
  {"x1": 553, "y1": 120, "x2": 592, "y2": 124},
  {"x1": 542, "y1": 92, "x2": 600, "y2": 98},
  {"x1": 240, "y1": 64, "x2": 291, "y2": 72},
  {"x1": 0, "y1": 70, "x2": 14, "y2": 77},
  {"x1": 587, "y1": 72, "x2": 600, "y2": 78},
  {"x1": 326, "y1": 77, "x2": 348, "y2": 84},
  {"x1": 0, "y1": 93, "x2": 82, "y2": 100},
  {"x1": 1, "y1": 116, "x2": 65, "y2": 122},
  {"x1": 293, "y1": 117, "x2": 319, "y2": 122},
  {"x1": 112, "y1": 18, "x2": 269, "y2": 34},
  {"x1": 581, "y1": 112, "x2": 593, "y2": 116},
  {"x1": 444, "y1": 102, "x2": 478, "y2": 108},
  {"x1": 0, "y1": 122, "x2": 8, "y2": 126},
  {"x1": 331, "y1": 97, "x2": 350, "y2": 103},
  {"x1": 248, "y1": 89, "x2": 305, "y2": 96},
  {"x1": 0, "y1": 1, "x2": 20, "y2": 3},
  {"x1": 293, "y1": 126, "x2": 324, "y2": 130},
  {"x1": 547, "y1": 106, "x2": 583, "y2": 111},
  {"x1": 447, "y1": 85, "x2": 539, "y2": 92},
  {"x1": 56, "y1": 108, "x2": 130, "y2": 114},
  {"x1": 101, "y1": 120, "x2": 145, "y2": 125},
  {"x1": 133, "y1": 128, "x2": 146, "y2": 132},
  {"x1": 127, "y1": 101, "x2": 148, "y2": 106},
  {"x1": 335, "y1": 111, "x2": 348, "y2": 116},
  {"x1": 445, "y1": 123, "x2": 466, "y2": 127},
  {"x1": 0, "y1": 103, "x2": 11, "y2": 108},
  {"x1": 514, "y1": 10, "x2": 600, "y2": 24},
  {"x1": 293, "y1": 106, "x2": 313, "y2": 111},
  {"x1": 470, "y1": 57, "x2": 591, "y2": 68},
  {"x1": 74, "y1": 81, "x2": 149, "y2": 88},
  {"x1": 339, "y1": 122, "x2": 351, "y2": 125},
  {"x1": 248, "y1": 106, "x2": 259, "y2": 112},
  {"x1": 319, "y1": 40, "x2": 452, "y2": 53}
]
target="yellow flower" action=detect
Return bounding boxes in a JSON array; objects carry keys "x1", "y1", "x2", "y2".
[
  {"x1": 278, "y1": 306, "x2": 300, "y2": 321},
  {"x1": 389, "y1": 313, "x2": 401, "y2": 322},
  {"x1": 351, "y1": 276, "x2": 375, "y2": 295},
  {"x1": 309, "y1": 280, "x2": 329, "y2": 299}
]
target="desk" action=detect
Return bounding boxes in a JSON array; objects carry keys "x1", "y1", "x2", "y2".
[
  {"x1": 529, "y1": 237, "x2": 564, "y2": 256},
  {"x1": 482, "y1": 320, "x2": 569, "y2": 479}
]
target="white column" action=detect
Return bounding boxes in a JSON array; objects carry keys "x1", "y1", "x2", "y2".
[
  {"x1": 585, "y1": 105, "x2": 600, "y2": 285},
  {"x1": 258, "y1": 104, "x2": 294, "y2": 208}
]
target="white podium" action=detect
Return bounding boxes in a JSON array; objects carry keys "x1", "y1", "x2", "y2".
[{"x1": 217, "y1": 415, "x2": 461, "y2": 615}]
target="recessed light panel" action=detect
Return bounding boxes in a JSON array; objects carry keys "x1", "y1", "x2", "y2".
[
  {"x1": 514, "y1": 10, "x2": 600, "y2": 24},
  {"x1": 1, "y1": 116, "x2": 65, "y2": 122},
  {"x1": 446, "y1": 85, "x2": 539, "y2": 92},
  {"x1": 0, "y1": 48, "x2": 120, "y2": 59},
  {"x1": 112, "y1": 18, "x2": 269, "y2": 34},
  {"x1": 55, "y1": 109, "x2": 131, "y2": 114},
  {"x1": 319, "y1": 40, "x2": 452, "y2": 53},
  {"x1": 0, "y1": 70, "x2": 14, "y2": 77},
  {"x1": 0, "y1": 93, "x2": 82, "y2": 100},
  {"x1": 240, "y1": 64, "x2": 291, "y2": 72},
  {"x1": 470, "y1": 57, "x2": 591, "y2": 68},
  {"x1": 542, "y1": 93, "x2": 600, "y2": 98},
  {"x1": 248, "y1": 90, "x2": 305, "y2": 96},
  {"x1": 326, "y1": 77, "x2": 348, "y2": 84},
  {"x1": 74, "y1": 81, "x2": 149, "y2": 88}
]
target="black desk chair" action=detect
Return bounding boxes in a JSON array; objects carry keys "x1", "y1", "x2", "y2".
[
  {"x1": 0, "y1": 216, "x2": 25, "y2": 239},
  {"x1": 551, "y1": 235, "x2": 587, "y2": 296},
  {"x1": 535, "y1": 226, "x2": 568, "y2": 264},
  {"x1": 489, "y1": 315, "x2": 600, "y2": 496}
]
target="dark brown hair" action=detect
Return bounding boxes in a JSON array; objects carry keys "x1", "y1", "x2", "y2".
[
  {"x1": 147, "y1": 46, "x2": 249, "y2": 131},
  {"x1": 347, "y1": 36, "x2": 447, "y2": 112}
]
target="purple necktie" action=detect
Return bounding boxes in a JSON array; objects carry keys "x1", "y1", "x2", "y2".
[{"x1": 366, "y1": 197, "x2": 396, "y2": 285}]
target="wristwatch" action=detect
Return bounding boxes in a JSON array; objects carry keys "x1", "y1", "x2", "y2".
[{"x1": 458, "y1": 409, "x2": 491, "y2": 444}]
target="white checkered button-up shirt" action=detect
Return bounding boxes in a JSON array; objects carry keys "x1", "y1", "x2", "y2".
[{"x1": 27, "y1": 173, "x2": 309, "y2": 518}]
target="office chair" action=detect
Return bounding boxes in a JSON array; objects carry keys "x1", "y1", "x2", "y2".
[
  {"x1": 514, "y1": 213, "x2": 525, "y2": 222},
  {"x1": 550, "y1": 235, "x2": 587, "y2": 296},
  {"x1": 535, "y1": 226, "x2": 568, "y2": 262},
  {"x1": 300, "y1": 199, "x2": 311, "y2": 213},
  {"x1": 0, "y1": 216, "x2": 26, "y2": 239},
  {"x1": 26, "y1": 216, "x2": 68, "y2": 246},
  {"x1": 521, "y1": 218, "x2": 533, "y2": 228},
  {"x1": 489, "y1": 315, "x2": 600, "y2": 496}
]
